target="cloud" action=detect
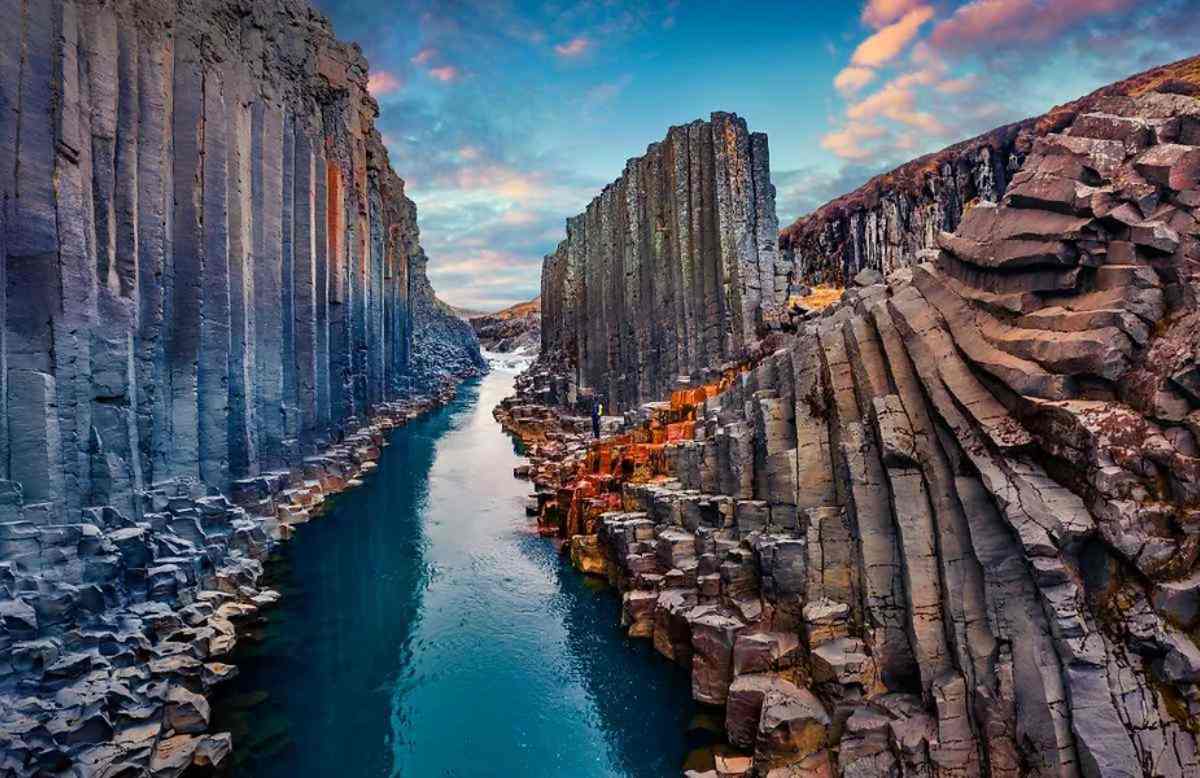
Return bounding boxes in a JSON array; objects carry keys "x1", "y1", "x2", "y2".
[
  {"x1": 834, "y1": 66, "x2": 876, "y2": 95},
  {"x1": 846, "y1": 81, "x2": 946, "y2": 133},
  {"x1": 936, "y1": 75, "x2": 978, "y2": 94},
  {"x1": 774, "y1": 163, "x2": 892, "y2": 222},
  {"x1": 428, "y1": 65, "x2": 462, "y2": 82},
  {"x1": 821, "y1": 122, "x2": 886, "y2": 160},
  {"x1": 554, "y1": 36, "x2": 591, "y2": 57},
  {"x1": 367, "y1": 70, "x2": 403, "y2": 96},
  {"x1": 930, "y1": 0, "x2": 1137, "y2": 52},
  {"x1": 850, "y1": 6, "x2": 934, "y2": 68},
  {"x1": 861, "y1": 0, "x2": 928, "y2": 29},
  {"x1": 407, "y1": 44, "x2": 464, "y2": 84},
  {"x1": 584, "y1": 74, "x2": 633, "y2": 113}
]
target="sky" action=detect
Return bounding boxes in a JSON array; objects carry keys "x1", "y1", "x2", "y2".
[{"x1": 313, "y1": 0, "x2": 1200, "y2": 312}]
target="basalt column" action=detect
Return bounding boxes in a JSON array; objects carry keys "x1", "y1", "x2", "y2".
[
  {"x1": 539, "y1": 112, "x2": 786, "y2": 411},
  {"x1": 0, "y1": 0, "x2": 432, "y2": 523}
]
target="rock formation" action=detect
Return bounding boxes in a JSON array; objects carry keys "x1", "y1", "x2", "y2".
[
  {"x1": 508, "y1": 63, "x2": 1200, "y2": 777},
  {"x1": 0, "y1": 0, "x2": 481, "y2": 772},
  {"x1": 539, "y1": 113, "x2": 789, "y2": 412},
  {"x1": 470, "y1": 297, "x2": 542, "y2": 354},
  {"x1": 780, "y1": 55, "x2": 1200, "y2": 288}
]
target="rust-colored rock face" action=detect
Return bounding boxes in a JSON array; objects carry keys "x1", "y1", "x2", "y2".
[
  {"x1": 506, "y1": 67, "x2": 1200, "y2": 777},
  {"x1": 539, "y1": 113, "x2": 787, "y2": 412},
  {"x1": 780, "y1": 54, "x2": 1200, "y2": 288}
]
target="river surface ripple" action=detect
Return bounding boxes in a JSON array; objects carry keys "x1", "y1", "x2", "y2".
[{"x1": 209, "y1": 363, "x2": 699, "y2": 776}]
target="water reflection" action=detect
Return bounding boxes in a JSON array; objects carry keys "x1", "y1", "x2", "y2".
[{"x1": 208, "y1": 367, "x2": 694, "y2": 777}]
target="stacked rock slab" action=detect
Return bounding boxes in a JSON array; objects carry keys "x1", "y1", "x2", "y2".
[
  {"x1": 0, "y1": 0, "x2": 482, "y2": 773},
  {"x1": 780, "y1": 54, "x2": 1200, "y2": 287},
  {"x1": 539, "y1": 113, "x2": 787, "y2": 411},
  {"x1": 510, "y1": 78, "x2": 1200, "y2": 777}
]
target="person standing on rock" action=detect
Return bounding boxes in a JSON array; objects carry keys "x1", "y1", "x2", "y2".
[{"x1": 592, "y1": 399, "x2": 603, "y2": 439}]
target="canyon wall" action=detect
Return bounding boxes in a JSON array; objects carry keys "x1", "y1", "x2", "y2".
[
  {"x1": 539, "y1": 113, "x2": 788, "y2": 411},
  {"x1": 0, "y1": 0, "x2": 481, "y2": 772},
  {"x1": 781, "y1": 56, "x2": 1200, "y2": 287},
  {"x1": 513, "y1": 65, "x2": 1200, "y2": 776}
]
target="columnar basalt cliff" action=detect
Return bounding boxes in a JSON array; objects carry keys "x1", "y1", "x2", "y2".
[
  {"x1": 539, "y1": 113, "x2": 788, "y2": 411},
  {"x1": 509, "y1": 66, "x2": 1200, "y2": 777},
  {"x1": 0, "y1": 0, "x2": 481, "y2": 772},
  {"x1": 780, "y1": 55, "x2": 1200, "y2": 287}
]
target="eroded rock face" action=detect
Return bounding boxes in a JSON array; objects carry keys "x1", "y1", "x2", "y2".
[
  {"x1": 0, "y1": 0, "x2": 481, "y2": 772},
  {"x1": 780, "y1": 56, "x2": 1200, "y2": 288},
  {"x1": 507, "y1": 67, "x2": 1200, "y2": 777},
  {"x1": 538, "y1": 113, "x2": 788, "y2": 412}
]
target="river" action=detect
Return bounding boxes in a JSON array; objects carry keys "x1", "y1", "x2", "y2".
[{"x1": 208, "y1": 361, "x2": 704, "y2": 776}]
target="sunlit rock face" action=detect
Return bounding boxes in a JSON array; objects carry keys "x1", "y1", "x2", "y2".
[
  {"x1": 780, "y1": 56, "x2": 1200, "y2": 289},
  {"x1": 512, "y1": 63, "x2": 1200, "y2": 777},
  {"x1": 0, "y1": 0, "x2": 480, "y2": 771},
  {"x1": 538, "y1": 113, "x2": 788, "y2": 412}
]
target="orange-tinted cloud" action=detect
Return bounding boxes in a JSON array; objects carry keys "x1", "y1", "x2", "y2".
[
  {"x1": 930, "y1": 0, "x2": 1136, "y2": 51},
  {"x1": 847, "y1": 81, "x2": 946, "y2": 134},
  {"x1": 861, "y1": 0, "x2": 927, "y2": 29},
  {"x1": 834, "y1": 66, "x2": 876, "y2": 95},
  {"x1": 554, "y1": 36, "x2": 591, "y2": 57},
  {"x1": 850, "y1": 5, "x2": 934, "y2": 68},
  {"x1": 429, "y1": 66, "x2": 462, "y2": 83},
  {"x1": 821, "y1": 122, "x2": 886, "y2": 160},
  {"x1": 411, "y1": 47, "x2": 437, "y2": 65},
  {"x1": 367, "y1": 70, "x2": 403, "y2": 96}
]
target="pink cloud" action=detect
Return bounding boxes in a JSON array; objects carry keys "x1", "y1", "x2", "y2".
[
  {"x1": 367, "y1": 70, "x2": 403, "y2": 96},
  {"x1": 850, "y1": 6, "x2": 934, "y2": 68},
  {"x1": 554, "y1": 36, "x2": 591, "y2": 57},
  {"x1": 930, "y1": 0, "x2": 1136, "y2": 52},
  {"x1": 821, "y1": 122, "x2": 887, "y2": 160},
  {"x1": 862, "y1": 0, "x2": 928, "y2": 29},
  {"x1": 429, "y1": 66, "x2": 462, "y2": 83},
  {"x1": 411, "y1": 48, "x2": 437, "y2": 65},
  {"x1": 834, "y1": 66, "x2": 877, "y2": 95},
  {"x1": 936, "y1": 75, "x2": 978, "y2": 94},
  {"x1": 847, "y1": 81, "x2": 947, "y2": 134}
]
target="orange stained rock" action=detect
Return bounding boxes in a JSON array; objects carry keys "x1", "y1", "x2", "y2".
[
  {"x1": 666, "y1": 421, "x2": 694, "y2": 442},
  {"x1": 509, "y1": 362, "x2": 753, "y2": 541}
]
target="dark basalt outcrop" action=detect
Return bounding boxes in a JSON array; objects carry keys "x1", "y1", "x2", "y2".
[
  {"x1": 510, "y1": 66, "x2": 1200, "y2": 777},
  {"x1": 539, "y1": 113, "x2": 788, "y2": 412},
  {"x1": 780, "y1": 55, "x2": 1200, "y2": 288},
  {"x1": 0, "y1": 0, "x2": 481, "y2": 773}
]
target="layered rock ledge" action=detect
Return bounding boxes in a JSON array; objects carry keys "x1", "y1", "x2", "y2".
[
  {"x1": 780, "y1": 55, "x2": 1200, "y2": 288},
  {"x1": 0, "y1": 0, "x2": 482, "y2": 773},
  {"x1": 505, "y1": 72, "x2": 1200, "y2": 777}
]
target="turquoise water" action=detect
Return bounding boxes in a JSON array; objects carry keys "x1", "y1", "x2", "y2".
[{"x1": 209, "y1": 365, "x2": 700, "y2": 776}]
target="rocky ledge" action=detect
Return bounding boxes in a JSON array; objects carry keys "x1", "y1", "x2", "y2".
[
  {"x1": 502, "y1": 76, "x2": 1200, "y2": 777},
  {"x1": 780, "y1": 54, "x2": 1200, "y2": 288},
  {"x1": 0, "y1": 385, "x2": 463, "y2": 775}
]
